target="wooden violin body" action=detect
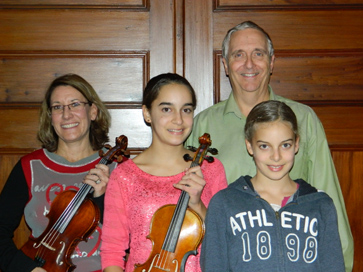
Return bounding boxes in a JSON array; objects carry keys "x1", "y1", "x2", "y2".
[
  {"x1": 134, "y1": 133, "x2": 217, "y2": 272},
  {"x1": 21, "y1": 135, "x2": 129, "y2": 272},
  {"x1": 21, "y1": 190, "x2": 99, "y2": 272},
  {"x1": 134, "y1": 205, "x2": 204, "y2": 272}
]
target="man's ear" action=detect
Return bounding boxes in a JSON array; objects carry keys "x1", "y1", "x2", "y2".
[
  {"x1": 245, "y1": 139, "x2": 254, "y2": 156},
  {"x1": 269, "y1": 55, "x2": 275, "y2": 74},
  {"x1": 295, "y1": 136, "x2": 300, "y2": 154},
  {"x1": 222, "y1": 58, "x2": 229, "y2": 76},
  {"x1": 142, "y1": 105, "x2": 151, "y2": 124}
]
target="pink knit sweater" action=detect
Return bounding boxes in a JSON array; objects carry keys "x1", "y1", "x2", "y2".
[{"x1": 101, "y1": 158, "x2": 227, "y2": 272}]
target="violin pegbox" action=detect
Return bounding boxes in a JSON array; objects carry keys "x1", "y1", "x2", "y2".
[
  {"x1": 99, "y1": 135, "x2": 130, "y2": 163},
  {"x1": 184, "y1": 133, "x2": 218, "y2": 164},
  {"x1": 183, "y1": 150, "x2": 217, "y2": 164}
]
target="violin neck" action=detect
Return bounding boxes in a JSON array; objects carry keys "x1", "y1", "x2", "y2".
[
  {"x1": 55, "y1": 157, "x2": 109, "y2": 233},
  {"x1": 162, "y1": 190, "x2": 189, "y2": 253},
  {"x1": 99, "y1": 157, "x2": 109, "y2": 165},
  {"x1": 161, "y1": 158, "x2": 202, "y2": 252},
  {"x1": 189, "y1": 161, "x2": 199, "y2": 168}
]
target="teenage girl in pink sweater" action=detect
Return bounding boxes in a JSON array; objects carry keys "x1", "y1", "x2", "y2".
[{"x1": 101, "y1": 73, "x2": 228, "y2": 272}]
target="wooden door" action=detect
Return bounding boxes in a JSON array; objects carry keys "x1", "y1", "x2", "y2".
[{"x1": 0, "y1": 0, "x2": 362, "y2": 271}]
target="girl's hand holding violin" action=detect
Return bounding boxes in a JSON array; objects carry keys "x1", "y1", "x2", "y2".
[
  {"x1": 173, "y1": 165, "x2": 207, "y2": 220},
  {"x1": 83, "y1": 164, "x2": 110, "y2": 197}
]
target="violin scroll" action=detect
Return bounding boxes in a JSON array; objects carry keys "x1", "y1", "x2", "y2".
[
  {"x1": 184, "y1": 133, "x2": 218, "y2": 164},
  {"x1": 99, "y1": 135, "x2": 130, "y2": 163}
]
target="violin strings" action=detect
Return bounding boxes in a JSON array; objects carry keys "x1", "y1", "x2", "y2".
[
  {"x1": 146, "y1": 146, "x2": 208, "y2": 270},
  {"x1": 164, "y1": 191, "x2": 189, "y2": 250},
  {"x1": 60, "y1": 185, "x2": 92, "y2": 231},
  {"x1": 34, "y1": 158, "x2": 107, "y2": 261},
  {"x1": 156, "y1": 156, "x2": 203, "y2": 269},
  {"x1": 32, "y1": 156, "x2": 112, "y2": 263},
  {"x1": 35, "y1": 188, "x2": 85, "y2": 260},
  {"x1": 161, "y1": 249, "x2": 169, "y2": 269}
]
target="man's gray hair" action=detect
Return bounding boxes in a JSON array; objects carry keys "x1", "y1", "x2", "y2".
[{"x1": 222, "y1": 21, "x2": 274, "y2": 60}]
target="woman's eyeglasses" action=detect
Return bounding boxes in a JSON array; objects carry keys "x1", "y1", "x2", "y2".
[{"x1": 49, "y1": 101, "x2": 91, "y2": 115}]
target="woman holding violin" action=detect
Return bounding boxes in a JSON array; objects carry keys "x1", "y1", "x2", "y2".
[
  {"x1": 101, "y1": 73, "x2": 228, "y2": 272},
  {"x1": 0, "y1": 74, "x2": 117, "y2": 272}
]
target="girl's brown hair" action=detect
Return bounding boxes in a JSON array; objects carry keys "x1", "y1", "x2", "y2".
[{"x1": 245, "y1": 100, "x2": 298, "y2": 142}]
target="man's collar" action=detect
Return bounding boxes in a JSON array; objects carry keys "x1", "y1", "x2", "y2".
[
  {"x1": 223, "y1": 85, "x2": 275, "y2": 119},
  {"x1": 223, "y1": 92, "x2": 242, "y2": 118},
  {"x1": 268, "y1": 85, "x2": 276, "y2": 100}
]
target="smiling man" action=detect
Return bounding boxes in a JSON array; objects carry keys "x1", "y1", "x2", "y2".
[{"x1": 185, "y1": 21, "x2": 353, "y2": 271}]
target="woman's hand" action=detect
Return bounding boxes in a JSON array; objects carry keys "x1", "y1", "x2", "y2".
[
  {"x1": 173, "y1": 166, "x2": 207, "y2": 220},
  {"x1": 83, "y1": 164, "x2": 110, "y2": 197}
]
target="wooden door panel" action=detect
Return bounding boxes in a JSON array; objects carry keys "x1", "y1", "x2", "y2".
[
  {"x1": 0, "y1": 153, "x2": 26, "y2": 192},
  {"x1": 0, "y1": 53, "x2": 147, "y2": 103},
  {"x1": 271, "y1": 54, "x2": 363, "y2": 102},
  {"x1": 0, "y1": 9, "x2": 149, "y2": 51},
  {"x1": 332, "y1": 149, "x2": 363, "y2": 270},
  {"x1": 213, "y1": 10, "x2": 363, "y2": 50},
  {"x1": 0, "y1": 109, "x2": 39, "y2": 149},
  {"x1": 312, "y1": 106, "x2": 363, "y2": 146}
]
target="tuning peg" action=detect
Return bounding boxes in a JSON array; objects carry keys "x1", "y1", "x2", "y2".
[
  {"x1": 205, "y1": 156, "x2": 215, "y2": 163},
  {"x1": 123, "y1": 149, "x2": 131, "y2": 158},
  {"x1": 183, "y1": 154, "x2": 193, "y2": 162},
  {"x1": 186, "y1": 146, "x2": 197, "y2": 152},
  {"x1": 208, "y1": 147, "x2": 218, "y2": 155}
]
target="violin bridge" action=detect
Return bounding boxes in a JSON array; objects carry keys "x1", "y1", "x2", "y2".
[{"x1": 41, "y1": 241, "x2": 56, "y2": 251}]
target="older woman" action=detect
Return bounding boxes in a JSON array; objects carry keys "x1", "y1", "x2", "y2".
[{"x1": 0, "y1": 74, "x2": 119, "y2": 272}]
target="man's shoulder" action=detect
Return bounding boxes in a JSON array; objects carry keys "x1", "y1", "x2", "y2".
[
  {"x1": 274, "y1": 95, "x2": 317, "y2": 117},
  {"x1": 194, "y1": 100, "x2": 228, "y2": 120}
]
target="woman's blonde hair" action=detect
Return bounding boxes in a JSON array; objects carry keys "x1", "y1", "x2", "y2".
[{"x1": 37, "y1": 73, "x2": 111, "y2": 151}]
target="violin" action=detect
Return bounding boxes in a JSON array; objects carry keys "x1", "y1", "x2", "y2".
[
  {"x1": 134, "y1": 133, "x2": 217, "y2": 272},
  {"x1": 21, "y1": 135, "x2": 129, "y2": 272}
]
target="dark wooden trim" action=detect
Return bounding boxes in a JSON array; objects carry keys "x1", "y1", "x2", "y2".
[
  {"x1": 330, "y1": 145, "x2": 363, "y2": 151},
  {"x1": 0, "y1": 148, "x2": 37, "y2": 155},
  {"x1": 0, "y1": 50, "x2": 150, "y2": 58},
  {"x1": 0, "y1": 102, "x2": 143, "y2": 109},
  {"x1": 213, "y1": 0, "x2": 363, "y2": 11},
  {"x1": 0, "y1": 0, "x2": 149, "y2": 10}
]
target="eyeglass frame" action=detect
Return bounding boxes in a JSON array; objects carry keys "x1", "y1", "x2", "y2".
[{"x1": 48, "y1": 101, "x2": 92, "y2": 115}]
